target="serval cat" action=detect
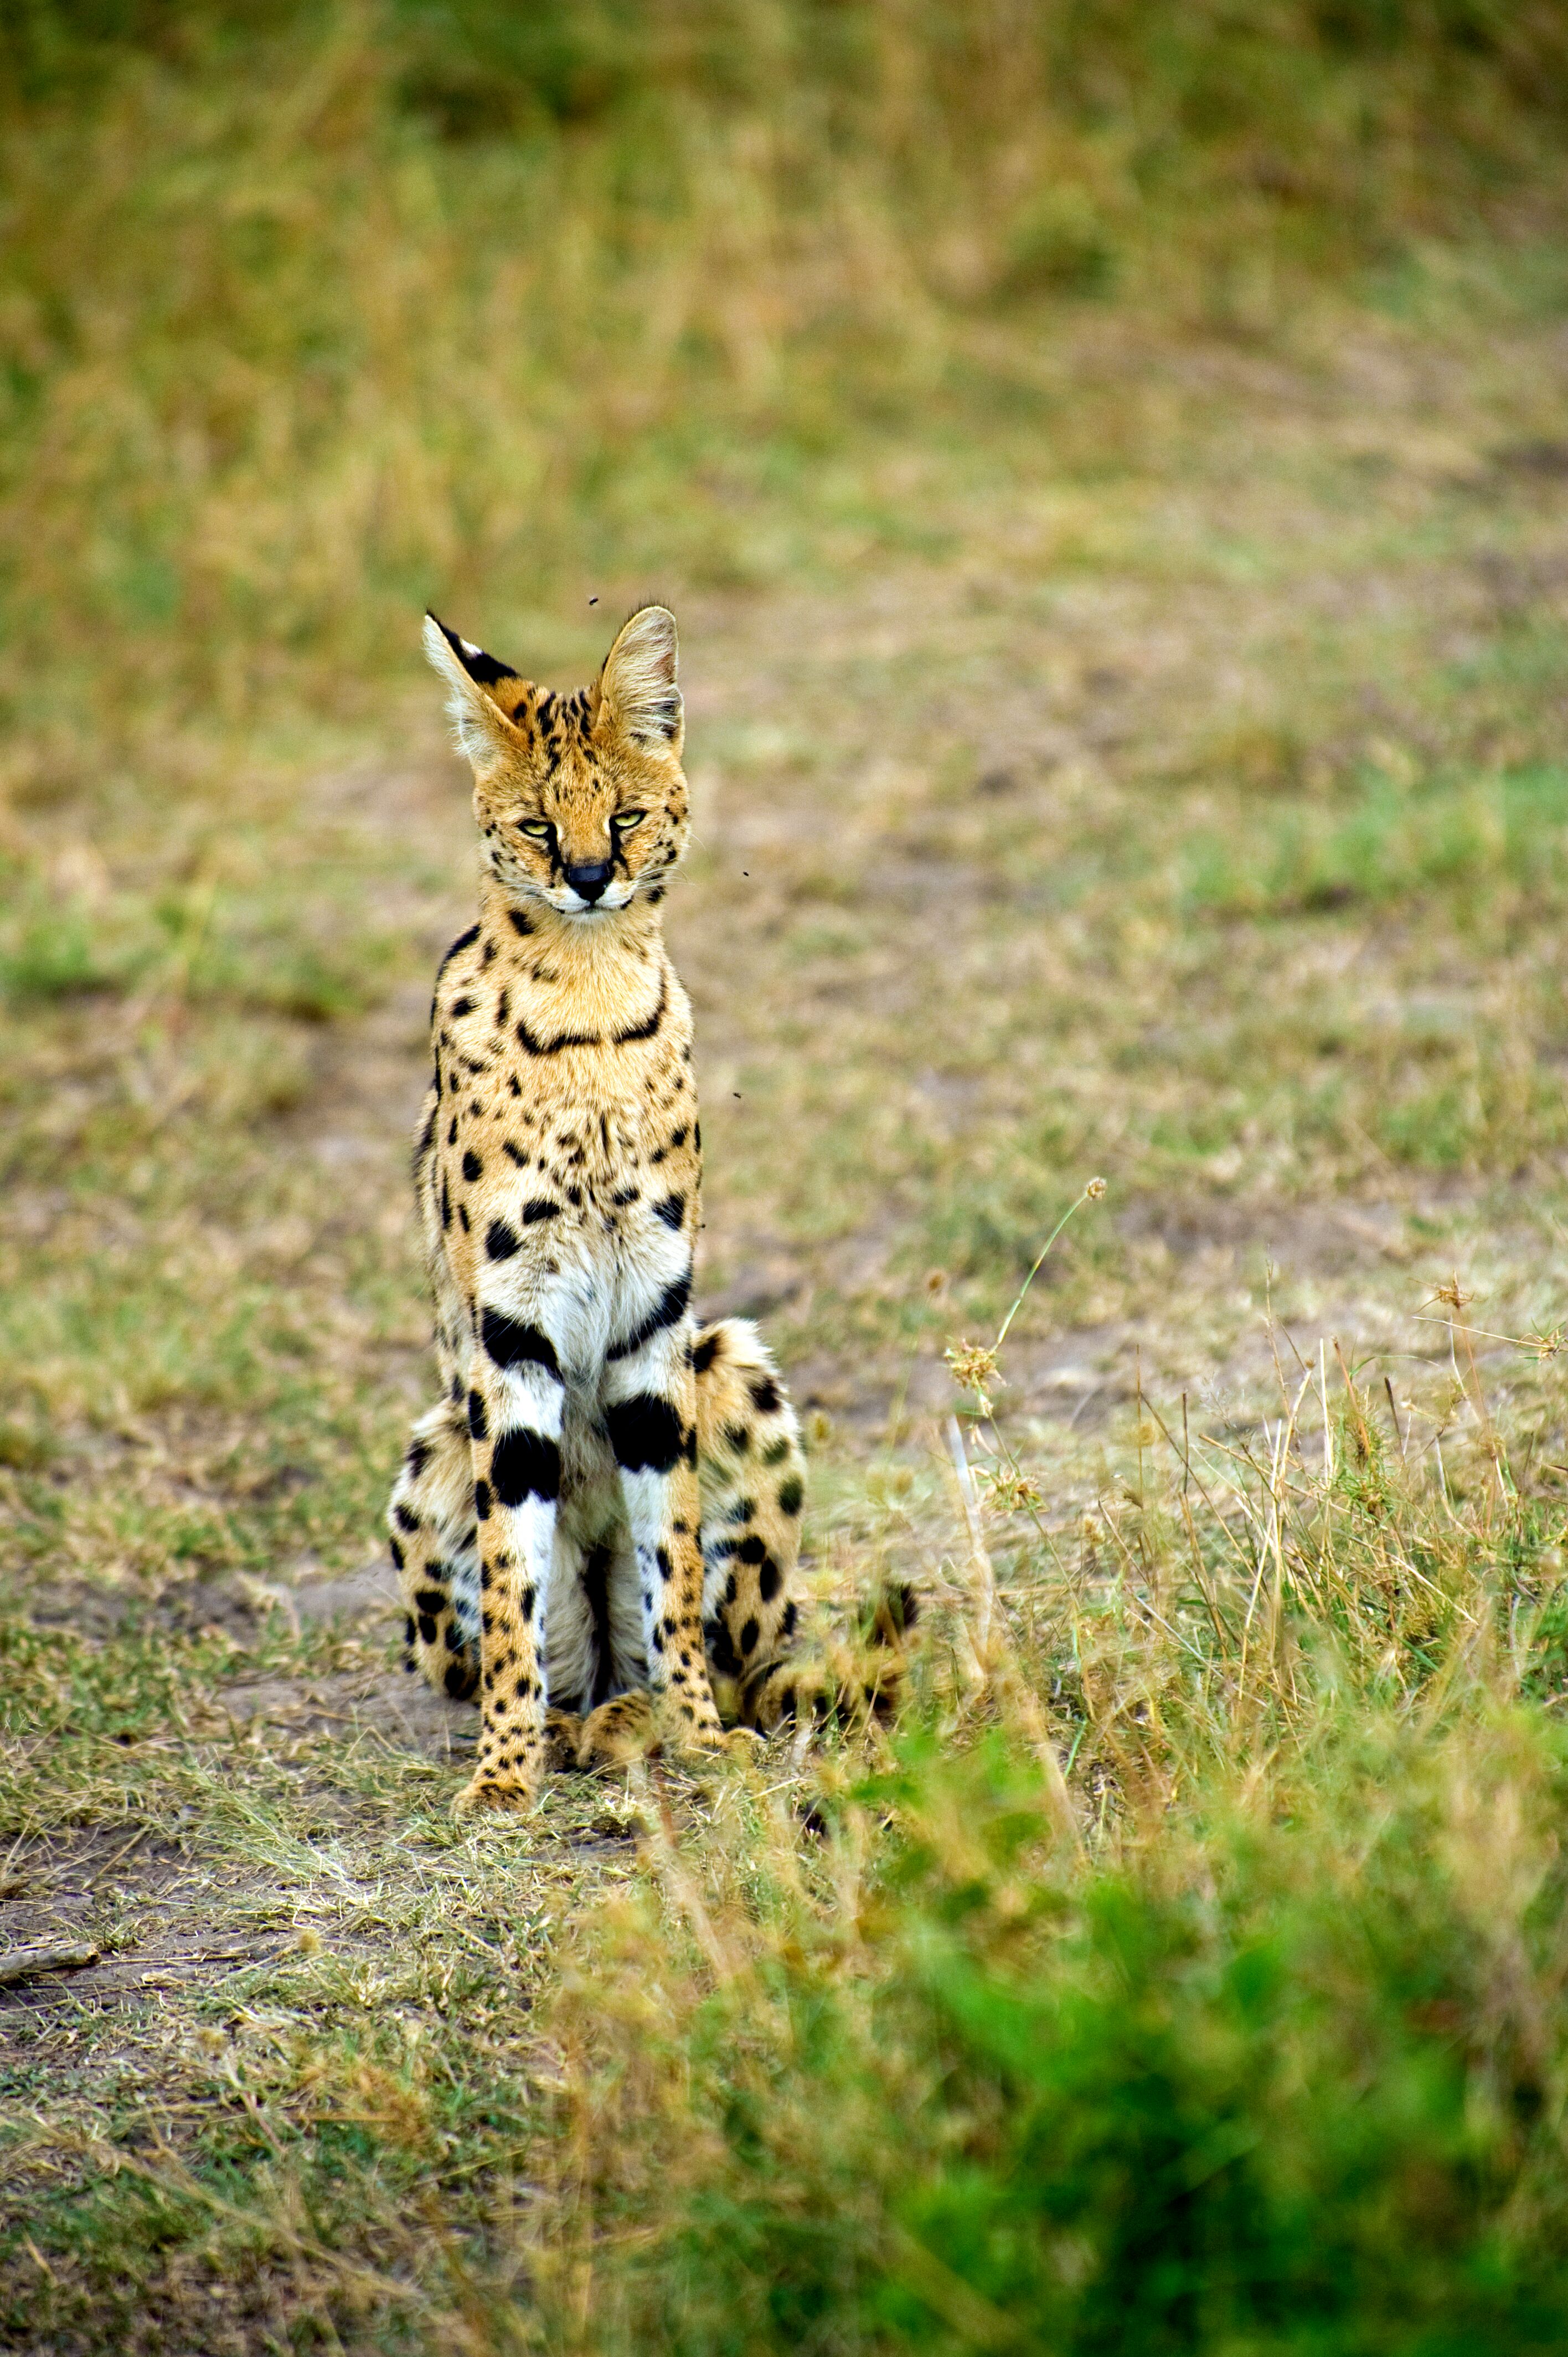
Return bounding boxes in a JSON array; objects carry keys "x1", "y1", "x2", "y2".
[{"x1": 387, "y1": 605, "x2": 909, "y2": 1814}]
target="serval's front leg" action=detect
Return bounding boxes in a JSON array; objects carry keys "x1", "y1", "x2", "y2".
[
  {"x1": 455, "y1": 1306, "x2": 564, "y2": 1816},
  {"x1": 603, "y1": 1320, "x2": 725, "y2": 1759}
]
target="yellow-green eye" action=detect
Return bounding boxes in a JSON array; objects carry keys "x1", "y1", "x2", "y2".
[
  {"x1": 614, "y1": 810, "x2": 646, "y2": 832},
  {"x1": 519, "y1": 821, "x2": 553, "y2": 841}
]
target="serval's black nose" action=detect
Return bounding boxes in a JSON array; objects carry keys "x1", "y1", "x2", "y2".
[{"x1": 564, "y1": 861, "x2": 612, "y2": 904}]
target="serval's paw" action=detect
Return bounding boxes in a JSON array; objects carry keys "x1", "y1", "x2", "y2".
[
  {"x1": 544, "y1": 1708, "x2": 584, "y2": 1774},
  {"x1": 575, "y1": 1692, "x2": 659, "y2": 1772},
  {"x1": 452, "y1": 1770, "x2": 538, "y2": 1819},
  {"x1": 658, "y1": 1692, "x2": 728, "y2": 1761}
]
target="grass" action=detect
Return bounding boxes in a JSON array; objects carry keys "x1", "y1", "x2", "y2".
[{"x1": 6, "y1": 3, "x2": 1568, "y2": 2350}]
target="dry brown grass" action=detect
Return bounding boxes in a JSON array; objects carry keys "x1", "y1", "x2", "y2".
[{"x1": 6, "y1": 7, "x2": 1568, "y2": 2348}]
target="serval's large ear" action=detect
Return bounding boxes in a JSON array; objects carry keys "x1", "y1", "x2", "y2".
[
  {"x1": 598, "y1": 604, "x2": 682, "y2": 755},
  {"x1": 423, "y1": 612, "x2": 525, "y2": 769}
]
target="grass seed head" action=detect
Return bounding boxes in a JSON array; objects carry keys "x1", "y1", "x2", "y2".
[{"x1": 946, "y1": 1340, "x2": 1002, "y2": 1410}]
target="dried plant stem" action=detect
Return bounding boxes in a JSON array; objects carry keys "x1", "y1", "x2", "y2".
[
  {"x1": 993, "y1": 1179, "x2": 1106, "y2": 1354},
  {"x1": 943, "y1": 1416, "x2": 1081, "y2": 1849}
]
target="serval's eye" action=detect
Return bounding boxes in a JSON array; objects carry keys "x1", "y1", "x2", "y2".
[
  {"x1": 613, "y1": 810, "x2": 646, "y2": 833},
  {"x1": 519, "y1": 821, "x2": 553, "y2": 841}
]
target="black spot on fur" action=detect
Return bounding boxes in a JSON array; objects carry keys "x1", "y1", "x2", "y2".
[
  {"x1": 389, "y1": 1536, "x2": 405, "y2": 1569},
  {"x1": 653, "y1": 1192, "x2": 685, "y2": 1231},
  {"x1": 873, "y1": 1583, "x2": 920, "y2": 1643},
  {"x1": 467, "y1": 1388, "x2": 488, "y2": 1440},
  {"x1": 582, "y1": 1540, "x2": 616, "y2": 1707},
  {"x1": 395, "y1": 1503, "x2": 421, "y2": 1535},
  {"x1": 722, "y1": 1421, "x2": 750, "y2": 1455},
  {"x1": 693, "y1": 1329, "x2": 721, "y2": 1374},
  {"x1": 450, "y1": 996, "x2": 473, "y2": 1018},
  {"x1": 607, "y1": 1268, "x2": 691, "y2": 1361},
  {"x1": 522, "y1": 1197, "x2": 560, "y2": 1224},
  {"x1": 486, "y1": 1218, "x2": 520, "y2": 1260},
  {"x1": 474, "y1": 1478, "x2": 491, "y2": 1520},
  {"x1": 445, "y1": 1660, "x2": 473, "y2": 1698},
  {"x1": 508, "y1": 908, "x2": 533, "y2": 936},
  {"x1": 705, "y1": 1614, "x2": 741, "y2": 1675},
  {"x1": 517, "y1": 1015, "x2": 600, "y2": 1056},
  {"x1": 414, "y1": 1587, "x2": 446, "y2": 1613},
  {"x1": 490, "y1": 1426, "x2": 561, "y2": 1505},
  {"x1": 481, "y1": 1307, "x2": 561, "y2": 1378},
  {"x1": 503, "y1": 1141, "x2": 528, "y2": 1166},
  {"x1": 417, "y1": 1613, "x2": 437, "y2": 1643},
  {"x1": 740, "y1": 1618, "x2": 759, "y2": 1655},
  {"x1": 605, "y1": 1393, "x2": 682, "y2": 1474},
  {"x1": 781, "y1": 1599, "x2": 798, "y2": 1639},
  {"x1": 758, "y1": 1554, "x2": 782, "y2": 1602},
  {"x1": 777, "y1": 1475, "x2": 804, "y2": 1516},
  {"x1": 610, "y1": 974, "x2": 667, "y2": 1045},
  {"x1": 445, "y1": 1621, "x2": 464, "y2": 1651},
  {"x1": 656, "y1": 1543, "x2": 673, "y2": 1580},
  {"x1": 405, "y1": 1438, "x2": 431, "y2": 1476},
  {"x1": 437, "y1": 922, "x2": 480, "y2": 976},
  {"x1": 462, "y1": 1150, "x2": 483, "y2": 1182},
  {"x1": 750, "y1": 1376, "x2": 781, "y2": 1414},
  {"x1": 736, "y1": 1535, "x2": 767, "y2": 1564}
]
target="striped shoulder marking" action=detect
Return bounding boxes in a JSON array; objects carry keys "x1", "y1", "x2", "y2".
[
  {"x1": 610, "y1": 972, "x2": 668, "y2": 1046},
  {"x1": 436, "y1": 922, "x2": 481, "y2": 980},
  {"x1": 517, "y1": 1015, "x2": 601, "y2": 1056}
]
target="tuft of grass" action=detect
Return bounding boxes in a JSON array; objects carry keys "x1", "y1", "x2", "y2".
[{"x1": 519, "y1": 1328, "x2": 1568, "y2": 2355}]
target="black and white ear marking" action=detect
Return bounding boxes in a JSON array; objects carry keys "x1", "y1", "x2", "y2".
[
  {"x1": 429, "y1": 612, "x2": 519, "y2": 689},
  {"x1": 424, "y1": 611, "x2": 523, "y2": 769},
  {"x1": 600, "y1": 604, "x2": 683, "y2": 752}
]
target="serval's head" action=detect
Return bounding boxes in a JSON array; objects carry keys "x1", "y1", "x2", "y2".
[{"x1": 424, "y1": 604, "x2": 688, "y2": 922}]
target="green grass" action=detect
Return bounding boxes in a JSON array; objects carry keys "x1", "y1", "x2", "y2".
[{"x1": 7, "y1": 4, "x2": 1568, "y2": 2351}]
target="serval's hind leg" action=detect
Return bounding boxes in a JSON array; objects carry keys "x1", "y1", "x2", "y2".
[{"x1": 388, "y1": 1400, "x2": 479, "y2": 1701}]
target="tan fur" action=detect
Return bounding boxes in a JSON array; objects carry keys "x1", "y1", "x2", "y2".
[{"x1": 386, "y1": 605, "x2": 904, "y2": 1815}]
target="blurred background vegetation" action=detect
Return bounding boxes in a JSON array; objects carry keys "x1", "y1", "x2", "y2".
[
  {"x1": 7, "y1": 8, "x2": 1568, "y2": 2352},
  {"x1": 3, "y1": 0, "x2": 1567, "y2": 771}
]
